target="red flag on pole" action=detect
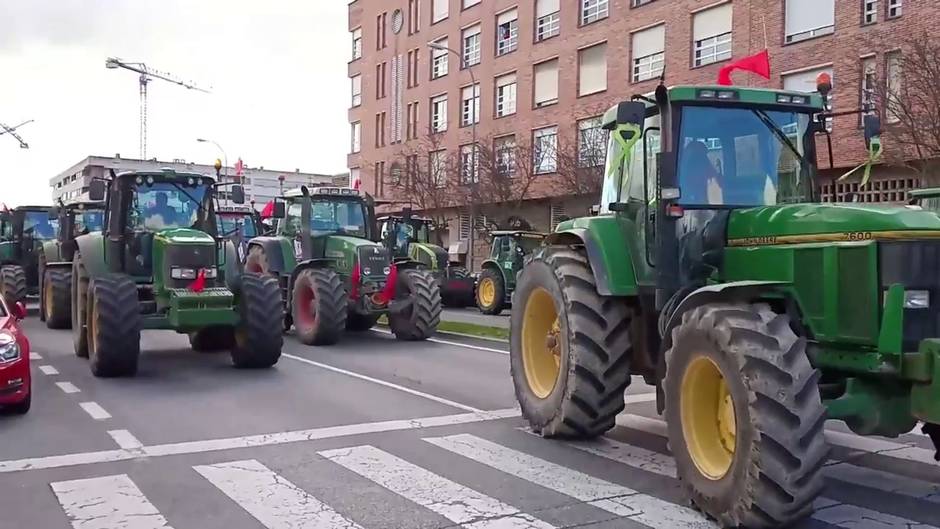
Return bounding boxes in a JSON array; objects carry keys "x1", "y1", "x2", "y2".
[
  {"x1": 235, "y1": 158, "x2": 244, "y2": 177},
  {"x1": 260, "y1": 200, "x2": 275, "y2": 219},
  {"x1": 717, "y1": 49, "x2": 771, "y2": 86}
]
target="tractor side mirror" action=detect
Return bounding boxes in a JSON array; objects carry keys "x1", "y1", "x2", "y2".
[
  {"x1": 863, "y1": 114, "x2": 882, "y2": 149},
  {"x1": 615, "y1": 101, "x2": 646, "y2": 128},
  {"x1": 11, "y1": 301, "x2": 26, "y2": 320},
  {"x1": 272, "y1": 201, "x2": 286, "y2": 219},
  {"x1": 231, "y1": 185, "x2": 246, "y2": 204},
  {"x1": 48, "y1": 207, "x2": 59, "y2": 220},
  {"x1": 88, "y1": 179, "x2": 107, "y2": 201}
]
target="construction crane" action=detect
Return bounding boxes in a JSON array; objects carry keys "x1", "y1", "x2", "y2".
[
  {"x1": 105, "y1": 57, "x2": 210, "y2": 159},
  {"x1": 0, "y1": 119, "x2": 33, "y2": 149}
]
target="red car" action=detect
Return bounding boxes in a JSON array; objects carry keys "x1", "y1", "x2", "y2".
[{"x1": 0, "y1": 298, "x2": 30, "y2": 414}]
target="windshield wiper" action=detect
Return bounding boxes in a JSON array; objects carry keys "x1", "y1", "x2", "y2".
[
  {"x1": 752, "y1": 109, "x2": 810, "y2": 172},
  {"x1": 168, "y1": 183, "x2": 211, "y2": 222}
]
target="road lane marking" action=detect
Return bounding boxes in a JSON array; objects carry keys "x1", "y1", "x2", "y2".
[
  {"x1": 425, "y1": 433, "x2": 712, "y2": 529},
  {"x1": 50, "y1": 474, "x2": 174, "y2": 529},
  {"x1": 79, "y1": 401, "x2": 112, "y2": 420},
  {"x1": 195, "y1": 459, "x2": 365, "y2": 529},
  {"x1": 0, "y1": 408, "x2": 519, "y2": 474},
  {"x1": 108, "y1": 430, "x2": 144, "y2": 451},
  {"x1": 55, "y1": 381, "x2": 80, "y2": 394},
  {"x1": 320, "y1": 444, "x2": 555, "y2": 529},
  {"x1": 283, "y1": 353, "x2": 482, "y2": 412},
  {"x1": 370, "y1": 328, "x2": 509, "y2": 354},
  {"x1": 623, "y1": 392, "x2": 656, "y2": 405},
  {"x1": 29, "y1": 352, "x2": 42, "y2": 360},
  {"x1": 38, "y1": 365, "x2": 59, "y2": 375}
]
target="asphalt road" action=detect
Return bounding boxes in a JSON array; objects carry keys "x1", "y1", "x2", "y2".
[
  {"x1": 442, "y1": 307, "x2": 511, "y2": 329},
  {"x1": 1, "y1": 306, "x2": 939, "y2": 529}
]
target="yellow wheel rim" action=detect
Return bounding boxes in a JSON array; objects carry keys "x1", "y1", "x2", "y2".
[
  {"x1": 681, "y1": 356, "x2": 736, "y2": 480},
  {"x1": 478, "y1": 277, "x2": 496, "y2": 307},
  {"x1": 521, "y1": 287, "x2": 562, "y2": 399},
  {"x1": 44, "y1": 280, "x2": 53, "y2": 320}
]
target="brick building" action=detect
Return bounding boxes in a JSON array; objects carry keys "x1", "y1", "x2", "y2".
[{"x1": 347, "y1": 0, "x2": 935, "y2": 269}]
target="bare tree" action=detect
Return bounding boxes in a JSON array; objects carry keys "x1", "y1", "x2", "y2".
[{"x1": 463, "y1": 134, "x2": 546, "y2": 231}]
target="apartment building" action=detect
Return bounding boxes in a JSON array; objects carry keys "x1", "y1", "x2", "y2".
[{"x1": 347, "y1": 0, "x2": 936, "y2": 268}]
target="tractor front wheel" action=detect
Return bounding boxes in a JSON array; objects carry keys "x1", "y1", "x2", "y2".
[
  {"x1": 389, "y1": 269, "x2": 441, "y2": 341},
  {"x1": 87, "y1": 274, "x2": 141, "y2": 377},
  {"x1": 475, "y1": 268, "x2": 505, "y2": 315},
  {"x1": 43, "y1": 268, "x2": 72, "y2": 329},
  {"x1": 510, "y1": 247, "x2": 633, "y2": 437},
  {"x1": 0, "y1": 265, "x2": 27, "y2": 308},
  {"x1": 189, "y1": 326, "x2": 235, "y2": 352},
  {"x1": 71, "y1": 255, "x2": 89, "y2": 358},
  {"x1": 292, "y1": 268, "x2": 346, "y2": 346},
  {"x1": 664, "y1": 303, "x2": 828, "y2": 528},
  {"x1": 231, "y1": 274, "x2": 283, "y2": 368}
]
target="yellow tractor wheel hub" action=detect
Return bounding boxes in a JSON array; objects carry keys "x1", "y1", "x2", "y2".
[
  {"x1": 521, "y1": 287, "x2": 561, "y2": 399},
  {"x1": 681, "y1": 356, "x2": 736, "y2": 480},
  {"x1": 478, "y1": 277, "x2": 496, "y2": 307}
]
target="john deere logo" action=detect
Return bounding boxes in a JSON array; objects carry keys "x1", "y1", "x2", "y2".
[{"x1": 373, "y1": 247, "x2": 381, "y2": 255}]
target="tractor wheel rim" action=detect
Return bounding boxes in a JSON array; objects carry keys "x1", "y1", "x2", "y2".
[
  {"x1": 521, "y1": 287, "x2": 561, "y2": 399},
  {"x1": 479, "y1": 278, "x2": 495, "y2": 307},
  {"x1": 681, "y1": 356, "x2": 736, "y2": 480},
  {"x1": 295, "y1": 280, "x2": 318, "y2": 328}
]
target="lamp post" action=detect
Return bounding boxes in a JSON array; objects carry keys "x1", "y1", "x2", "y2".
[
  {"x1": 427, "y1": 41, "x2": 478, "y2": 272},
  {"x1": 196, "y1": 138, "x2": 228, "y2": 180}
]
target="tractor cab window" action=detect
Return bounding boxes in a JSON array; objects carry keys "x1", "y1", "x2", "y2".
[
  {"x1": 677, "y1": 106, "x2": 813, "y2": 207},
  {"x1": 411, "y1": 222, "x2": 430, "y2": 244},
  {"x1": 23, "y1": 211, "x2": 58, "y2": 240},
  {"x1": 218, "y1": 214, "x2": 257, "y2": 238},
  {"x1": 515, "y1": 236, "x2": 542, "y2": 255},
  {"x1": 600, "y1": 114, "x2": 660, "y2": 213},
  {"x1": 284, "y1": 199, "x2": 369, "y2": 238},
  {"x1": 0, "y1": 218, "x2": 10, "y2": 240},
  {"x1": 916, "y1": 196, "x2": 940, "y2": 213},
  {"x1": 128, "y1": 180, "x2": 212, "y2": 232},
  {"x1": 75, "y1": 210, "x2": 104, "y2": 234}
]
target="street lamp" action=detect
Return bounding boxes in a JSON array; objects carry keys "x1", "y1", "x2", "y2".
[
  {"x1": 426, "y1": 41, "x2": 478, "y2": 272},
  {"x1": 196, "y1": 138, "x2": 228, "y2": 180}
]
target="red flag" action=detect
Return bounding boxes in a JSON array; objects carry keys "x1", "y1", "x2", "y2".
[
  {"x1": 189, "y1": 268, "x2": 206, "y2": 293},
  {"x1": 235, "y1": 158, "x2": 244, "y2": 176},
  {"x1": 260, "y1": 201, "x2": 274, "y2": 219},
  {"x1": 378, "y1": 262, "x2": 398, "y2": 304},
  {"x1": 717, "y1": 49, "x2": 770, "y2": 86}
]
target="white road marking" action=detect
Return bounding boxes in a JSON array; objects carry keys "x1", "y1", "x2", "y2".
[
  {"x1": 436, "y1": 330, "x2": 509, "y2": 344},
  {"x1": 825, "y1": 462, "x2": 940, "y2": 504},
  {"x1": 814, "y1": 498, "x2": 940, "y2": 529},
  {"x1": 425, "y1": 434, "x2": 712, "y2": 529},
  {"x1": 29, "y1": 352, "x2": 42, "y2": 360},
  {"x1": 283, "y1": 353, "x2": 482, "y2": 412},
  {"x1": 78, "y1": 401, "x2": 112, "y2": 420},
  {"x1": 55, "y1": 381, "x2": 80, "y2": 394},
  {"x1": 320, "y1": 444, "x2": 555, "y2": 529},
  {"x1": 563, "y1": 434, "x2": 677, "y2": 478},
  {"x1": 38, "y1": 364, "x2": 59, "y2": 375},
  {"x1": 0, "y1": 408, "x2": 519, "y2": 474},
  {"x1": 50, "y1": 474, "x2": 173, "y2": 529},
  {"x1": 195, "y1": 459, "x2": 365, "y2": 529},
  {"x1": 623, "y1": 392, "x2": 657, "y2": 405},
  {"x1": 371, "y1": 328, "x2": 509, "y2": 354},
  {"x1": 108, "y1": 430, "x2": 144, "y2": 451}
]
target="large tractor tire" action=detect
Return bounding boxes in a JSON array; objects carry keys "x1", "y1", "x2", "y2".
[
  {"x1": 509, "y1": 247, "x2": 633, "y2": 437},
  {"x1": 346, "y1": 312, "x2": 381, "y2": 332},
  {"x1": 663, "y1": 303, "x2": 828, "y2": 528},
  {"x1": 442, "y1": 266, "x2": 474, "y2": 308},
  {"x1": 43, "y1": 268, "x2": 72, "y2": 329},
  {"x1": 231, "y1": 274, "x2": 283, "y2": 368},
  {"x1": 71, "y1": 255, "x2": 90, "y2": 358},
  {"x1": 291, "y1": 268, "x2": 346, "y2": 346},
  {"x1": 189, "y1": 326, "x2": 235, "y2": 352},
  {"x1": 87, "y1": 274, "x2": 141, "y2": 377},
  {"x1": 0, "y1": 265, "x2": 27, "y2": 308},
  {"x1": 389, "y1": 268, "x2": 442, "y2": 341},
  {"x1": 38, "y1": 255, "x2": 46, "y2": 322},
  {"x1": 475, "y1": 268, "x2": 505, "y2": 315}
]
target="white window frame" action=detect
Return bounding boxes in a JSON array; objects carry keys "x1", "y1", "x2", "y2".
[
  {"x1": 463, "y1": 0, "x2": 481, "y2": 8},
  {"x1": 431, "y1": 39, "x2": 449, "y2": 78},
  {"x1": 860, "y1": 56, "x2": 877, "y2": 121},
  {"x1": 887, "y1": 0, "x2": 902, "y2": 18},
  {"x1": 581, "y1": 0, "x2": 609, "y2": 25},
  {"x1": 460, "y1": 144, "x2": 479, "y2": 184},
  {"x1": 536, "y1": 12, "x2": 560, "y2": 41},
  {"x1": 495, "y1": 74, "x2": 517, "y2": 118},
  {"x1": 432, "y1": 0, "x2": 449, "y2": 23},
  {"x1": 533, "y1": 126, "x2": 558, "y2": 174},
  {"x1": 351, "y1": 75, "x2": 362, "y2": 107},
  {"x1": 496, "y1": 10, "x2": 519, "y2": 56},
  {"x1": 863, "y1": 0, "x2": 878, "y2": 24},
  {"x1": 577, "y1": 117, "x2": 605, "y2": 168},
  {"x1": 494, "y1": 135, "x2": 516, "y2": 177},
  {"x1": 351, "y1": 28, "x2": 362, "y2": 60},
  {"x1": 462, "y1": 25, "x2": 482, "y2": 67},
  {"x1": 431, "y1": 94, "x2": 448, "y2": 133},
  {"x1": 351, "y1": 121, "x2": 361, "y2": 153},
  {"x1": 785, "y1": 0, "x2": 835, "y2": 43},
  {"x1": 694, "y1": 32, "x2": 732, "y2": 67},
  {"x1": 634, "y1": 52, "x2": 664, "y2": 82},
  {"x1": 430, "y1": 150, "x2": 447, "y2": 188},
  {"x1": 461, "y1": 83, "x2": 480, "y2": 126}
]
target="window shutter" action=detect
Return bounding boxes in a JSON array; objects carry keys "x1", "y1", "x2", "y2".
[
  {"x1": 693, "y1": 3, "x2": 733, "y2": 41},
  {"x1": 534, "y1": 59, "x2": 559, "y2": 106},
  {"x1": 497, "y1": 8, "x2": 517, "y2": 25},
  {"x1": 463, "y1": 24, "x2": 481, "y2": 38},
  {"x1": 433, "y1": 0, "x2": 448, "y2": 22},
  {"x1": 536, "y1": 0, "x2": 560, "y2": 17},
  {"x1": 632, "y1": 25, "x2": 665, "y2": 58},
  {"x1": 432, "y1": 39, "x2": 448, "y2": 59},
  {"x1": 496, "y1": 73, "x2": 516, "y2": 87},
  {"x1": 785, "y1": 0, "x2": 833, "y2": 36},
  {"x1": 579, "y1": 43, "x2": 607, "y2": 96},
  {"x1": 783, "y1": 66, "x2": 833, "y2": 92}
]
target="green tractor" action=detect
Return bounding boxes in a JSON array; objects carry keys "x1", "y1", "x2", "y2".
[
  {"x1": 216, "y1": 204, "x2": 264, "y2": 264},
  {"x1": 245, "y1": 186, "x2": 442, "y2": 345},
  {"x1": 38, "y1": 200, "x2": 105, "y2": 329},
  {"x1": 475, "y1": 230, "x2": 546, "y2": 315},
  {"x1": 908, "y1": 187, "x2": 940, "y2": 211},
  {"x1": 71, "y1": 169, "x2": 283, "y2": 377},
  {"x1": 377, "y1": 209, "x2": 476, "y2": 308},
  {"x1": 510, "y1": 80, "x2": 940, "y2": 528},
  {"x1": 0, "y1": 205, "x2": 59, "y2": 306}
]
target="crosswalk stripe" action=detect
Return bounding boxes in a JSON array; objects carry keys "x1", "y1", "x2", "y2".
[
  {"x1": 319, "y1": 445, "x2": 555, "y2": 529},
  {"x1": 50, "y1": 474, "x2": 173, "y2": 529},
  {"x1": 194, "y1": 459, "x2": 364, "y2": 529},
  {"x1": 814, "y1": 498, "x2": 940, "y2": 529},
  {"x1": 425, "y1": 433, "x2": 713, "y2": 529}
]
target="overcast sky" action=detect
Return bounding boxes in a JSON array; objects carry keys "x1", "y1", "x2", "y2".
[{"x1": 0, "y1": 1, "x2": 349, "y2": 207}]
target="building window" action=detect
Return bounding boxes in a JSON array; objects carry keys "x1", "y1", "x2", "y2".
[
  {"x1": 462, "y1": 25, "x2": 481, "y2": 67},
  {"x1": 533, "y1": 126, "x2": 558, "y2": 174},
  {"x1": 495, "y1": 73, "x2": 517, "y2": 117},
  {"x1": 693, "y1": 3, "x2": 733, "y2": 67},
  {"x1": 886, "y1": 51, "x2": 902, "y2": 123},
  {"x1": 374, "y1": 112, "x2": 387, "y2": 147},
  {"x1": 430, "y1": 149, "x2": 448, "y2": 188},
  {"x1": 431, "y1": 38, "x2": 449, "y2": 78},
  {"x1": 633, "y1": 0, "x2": 656, "y2": 6},
  {"x1": 351, "y1": 75, "x2": 362, "y2": 107},
  {"x1": 496, "y1": 9, "x2": 518, "y2": 56},
  {"x1": 351, "y1": 121, "x2": 361, "y2": 153},
  {"x1": 578, "y1": 117, "x2": 606, "y2": 167},
  {"x1": 376, "y1": 12, "x2": 388, "y2": 50},
  {"x1": 860, "y1": 56, "x2": 877, "y2": 123},
  {"x1": 863, "y1": 0, "x2": 878, "y2": 24},
  {"x1": 535, "y1": 0, "x2": 561, "y2": 41},
  {"x1": 550, "y1": 203, "x2": 566, "y2": 230},
  {"x1": 374, "y1": 161, "x2": 385, "y2": 196},
  {"x1": 408, "y1": 0, "x2": 420, "y2": 34},
  {"x1": 783, "y1": 65, "x2": 834, "y2": 129},
  {"x1": 461, "y1": 83, "x2": 480, "y2": 126},
  {"x1": 463, "y1": 0, "x2": 481, "y2": 7},
  {"x1": 887, "y1": 0, "x2": 902, "y2": 18},
  {"x1": 406, "y1": 102, "x2": 420, "y2": 140},
  {"x1": 534, "y1": 58, "x2": 559, "y2": 108},
  {"x1": 376, "y1": 62, "x2": 387, "y2": 99},
  {"x1": 460, "y1": 144, "x2": 479, "y2": 184},
  {"x1": 581, "y1": 0, "x2": 609, "y2": 25},
  {"x1": 785, "y1": 0, "x2": 835, "y2": 43},
  {"x1": 349, "y1": 168, "x2": 360, "y2": 190},
  {"x1": 495, "y1": 135, "x2": 516, "y2": 177},
  {"x1": 351, "y1": 28, "x2": 362, "y2": 60},
  {"x1": 432, "y1": 0, "x2": 448, "y2": 23},
  {"x1": 632, "y1": 24, "x2": 665, "y2": 82},
  {"x1": 431, "y1": 94, "x2": 448, "y2": 132},
  {"x1": 578, "y1": 42, "x2": 607, "y2": 96},
  {"x1": 408, "y1": 48, "x2": 421, "y2": 88}
]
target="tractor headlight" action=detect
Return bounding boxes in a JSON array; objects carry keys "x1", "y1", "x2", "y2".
[
  {"x1": 903, "y1": 290, "x2": 930, "y2": 309},
  {"x1": 171, "y1": 267, "x2": 197, "y2": 280},
  {"x1": 202, "y1": 267, "x2": 218, "y2": 279},
  {"x1": 0, "y1": 333, "x2": 21, "y2": 363}
]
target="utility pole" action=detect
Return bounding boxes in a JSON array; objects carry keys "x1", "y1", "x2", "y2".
[
  {"x1": 105, "y1": 57, "x2": 210, "y2": 159},
  {"x1": 0, "y1": 119, "x2": 33, "y2": 149}
]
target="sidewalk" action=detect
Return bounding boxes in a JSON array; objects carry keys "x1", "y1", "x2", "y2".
[{"x1": 441, "y1": 308, "x2": 510, "y2": 329}]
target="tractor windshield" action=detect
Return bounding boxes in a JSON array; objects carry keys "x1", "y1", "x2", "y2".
[
  {"x1": 284, "y1": 199, "x2": 369, "y2": 238},
  {"x1": 218, "y1": 213, "x2": 257, "y2": 237},
  {"x1": 516, "y1": 236, "x2": 543, "y2": 255},
  {"x1": 76, "y1": 210, "x2": 104, "y2": 233},
  {"x1": 23, "y1": 211, "x2": 58, "y2": 240},
  {"x1": 129, "y1": 180, "x2": 212, "y2": 232},
  {"x1": 676, "y1": 106, "x2": 813, "y2": 207}
]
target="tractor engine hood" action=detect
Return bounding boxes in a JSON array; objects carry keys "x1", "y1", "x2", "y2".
[
  {"x1": 322, "y1": 235, "x2": 390, "y2": 281},
  {"x1": 153, "y1": 228, "x2": 216, "y2": 245},
  {"x1": 727, "y1": 203, "x2": 940, "y2": 245}
]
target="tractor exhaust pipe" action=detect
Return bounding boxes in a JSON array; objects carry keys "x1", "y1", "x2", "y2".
[{"x1": 299, "y1": 186, "x2": 312, "y2": 260}]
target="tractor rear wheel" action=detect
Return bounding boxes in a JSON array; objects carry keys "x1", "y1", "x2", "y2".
[
  {"x1": 189, "y1": 326, "x2": 235, "y2": 352},
  {"x1": 346, "y1": 312, "x2": 380, "y2": 332},
  {"x1": 664, "y1": 303, "x2": 828, "y2": 528},
  {"x1": 43, "y1": 268, "x2": 72, "y2": 329},
  {"x1": 389, "y1": 269, "x2": 441, "y2": 341},
  {"x1": 292, "y1": 268, "x2": 346, "y2": 346},
  {"x1": 0, "y1": 265, "x2": 27, "y2": 308},
  {"x1": 87, "y1": 274, "x2": 141, "y2": 377},
  {"x1": 510, "y1": 247, "x2": 633, "y2": 438},
  {"x1": 476, "y1": 268, "x2": 505, "y2": 315},
  {"x1": 38, "y1": 255, "x2": 46, "y2": 322},
  {"x1": 71, "y1": 255, "x2": 89, "y2": 358},
  {"x1": 231, "y1": 274, "x2": 283, "y2": 368}
]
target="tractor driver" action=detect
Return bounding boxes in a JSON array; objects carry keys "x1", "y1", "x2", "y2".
[{"x1": 144, "y1": 192, "x2": 179, "y2": 229}]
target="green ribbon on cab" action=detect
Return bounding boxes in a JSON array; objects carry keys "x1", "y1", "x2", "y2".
[
  {"x1": 607, "y1": 123, "x2": 644, "y2": 178},
  {"x1": 837, "y1": 136, "x2": 883, "y2": 188}
]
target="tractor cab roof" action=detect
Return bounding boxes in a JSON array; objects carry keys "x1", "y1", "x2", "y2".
[
  {"x1": 114, "y1": 168, "x2": 216, "y2": 184},
  {"x1": 377, "y1": 214, "x2": 434, "y2": 223},
  {"x1": 13, "y1": 205, "x2": 53, "y2": 212},
  {"x1": 491, "y1": 230, "x2": 547, "y2": 238},
  {"x1": 283, "y1": 186, "x2": 364, "y2": 199},
  {"x1": 61, "y1": 200, "x2": 104, "y2": 211},
  {"x1": 908, "y1": 187, "x2": 940, "y2": 199}
]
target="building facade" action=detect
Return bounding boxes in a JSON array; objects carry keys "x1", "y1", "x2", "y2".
[
  {"x1": 50, "y1": 155, "x2": 340, "y2": 209},
  {"x1": 348, "y1": 0, "x2": 936, "y2": 269}
]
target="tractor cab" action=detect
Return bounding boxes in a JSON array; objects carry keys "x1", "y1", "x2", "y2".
[
  {"x1": 378, "y1": 213, "x2": 435, "y2": 260},
  {"x1": 0, "y1": 206, "x2": 59, "y2": 304},
  {"x1": 50, "y1": 200, "x2": 105, "y2": 242},
  {"x1": 216, "y1": 204, "x2": 261, "y2": 263},
  {"x1": 276, "y1": 186, "x2": 377, "y2": 261},
  {"x1": 908, "y1": 187, "x2": 940, "y2": 212}
]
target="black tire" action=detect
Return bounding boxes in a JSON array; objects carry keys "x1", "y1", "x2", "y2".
[
  {"x1": 71, "y1": 254, "x2": 89, "y2": 358},
  {"x1": 475, "y1": 268, "x2": 505, "y2": 315},
  {"x1": 38, "y1": 255, "x2": 46, "y2": 322},
  {"x1": 189, "y1": 326, "x2": 235, "y2": 352},
  {"x1": 291, "y1": 268, "x2": 346, "y2": 346},
  {"x1": 0, "y1": 265, "x2": 27, "y2": 308},
  {"x1": 6, "y1": 380, "x2": 31, "y2": 415},
  {"x1": 389, "y1": 268, "x2": 442, "y2": 341},
  {"x1": 509, "y1": 247, "x2": 633, "y2": 438},
  {"x1": 664, "y1": 303, "x2": 828, "y2": 528},
  {"x1": 231, "y1": 274, "x2": 283, "y2": 368},
  {"x1": 44, "y1": 268, "x2": 72, "y2": 329},
  {"x1": 346, "y1": 312, "x2": 380, "y2": 332},
  {"x1": 87, "y1": 274, "x2": 141, "y2": 377}
]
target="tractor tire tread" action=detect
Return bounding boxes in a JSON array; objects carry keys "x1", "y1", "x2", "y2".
[
  {"x1": 476, "y1": 268, "x2": 505, "y2": 315},
  {"x1": 45, "y1": 268, "x2": 72, "y2": 329},
  {"x1": 231, "y1": 274, "x2": 283, "y2": 367},
  {"x1": 0, "y1": 265, "x2": 27, "y2": 307},
  {"x1": 390, "y1": 269, "x2": 442, "y2": 341},
  {"x1": 292, "y1": 268, "x2": 346, "y2": 346},
  {"x1": 88, "y1": 274, "x2": 141, "y2": 377}
]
